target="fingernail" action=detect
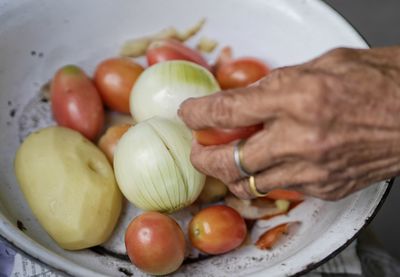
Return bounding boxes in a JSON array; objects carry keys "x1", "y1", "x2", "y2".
[
  {"x1": 180, "y1": 97, "x2": 194, "y2": 108},
  {"x1": 178, "y1": 97, "x2": 194, "y2": 118}
]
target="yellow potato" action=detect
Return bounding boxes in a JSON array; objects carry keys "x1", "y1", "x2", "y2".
[{"x1": 14, "y1": 126, "x2": 122, "y2": 250}]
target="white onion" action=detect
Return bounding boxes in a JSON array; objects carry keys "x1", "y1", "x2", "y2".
[
  {"x1": 130, "y1": 61, "x2": 220, "y2": 123},
  {"x1": 113, "y1": 117, "x2": 205, "y2": 213}
]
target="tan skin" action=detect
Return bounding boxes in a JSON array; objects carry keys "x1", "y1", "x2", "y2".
[{"x1": 179, "y1": 46, "x2": 400, "y2": 200}]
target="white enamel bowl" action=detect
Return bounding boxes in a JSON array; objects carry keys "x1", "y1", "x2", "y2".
[{"x1": 0, "y1": 0, "x2": 391, "y2": 276}]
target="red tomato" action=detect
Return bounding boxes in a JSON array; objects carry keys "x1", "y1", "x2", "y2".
[
  {"x1": 255, "y1": 222, "x2": 299, "y2": 250},
  {"x1": 194, "y1": 124, "x2": 263, "y2": 146},
  {"x1": 189, "y1": 205, "x2": 247, "y2": 255},
  {"x1": 265, "y1": 189, "x2": 304, "y2": 202},
  {"x1": 98, "y1": 123, "x2": 132, "y2": 164},
  {"x1": 50, "y1": 65, "x2": 104, "y2": 140},
  {"x1": 146, "y1": 39, "x2": 210, "y2": 70},
  {"x1": 216, "y1": 58, "x2": 269, "y2": 89},
  {"x1": 125, "y1": 212, "x2": 185, "y2": 275},
  {"x1": 94, "y1": 58, "x2": 144, "y2": 113}
]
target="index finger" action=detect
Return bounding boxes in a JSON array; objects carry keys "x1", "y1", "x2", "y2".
[{"x1": 178, "y1": 73, "x2": 287, "y2": 130}]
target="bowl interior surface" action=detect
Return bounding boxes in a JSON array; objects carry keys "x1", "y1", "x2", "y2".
[{"x1": 0, "y1": 0, "x2": 389, "y2": 276}]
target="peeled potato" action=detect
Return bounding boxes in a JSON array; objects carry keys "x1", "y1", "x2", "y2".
[{"x1": 14, "y1": 127, "x2": 122, "y2": 250}]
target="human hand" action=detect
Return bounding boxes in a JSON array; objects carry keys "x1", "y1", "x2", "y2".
[{"x1": 179, "y1": 47, "x2": 400, "y2": 200}]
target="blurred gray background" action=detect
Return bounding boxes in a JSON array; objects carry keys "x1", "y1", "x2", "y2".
[{"x1": 324, "y1": 0, "x2": 400, "y2": 260}]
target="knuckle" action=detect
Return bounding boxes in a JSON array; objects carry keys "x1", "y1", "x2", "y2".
[
  {"x1": 310, "y1": 186, "x2": 339, "y2": 201},
  {"x1": 296, "y1": 126, "x2": 332, "y2": 163},
  {"x1": 319, "y1": 193, "x2": 341, "y2": 201},
  {"x1": 320, "y1": 47, "x2": 355, "y2": 64},
  {"x1": 304, "y1": 183, "x2": 340, "y2": 201},
  {"x1": 312, "y1": 168, "x2": 331, "y2": 183},
  {"x1": 325, "y1": 186, "x2": 349, "y2": 201},
  {"x1": 263, "y1": 67, "x2": 285, "y2": 82},
  {"x1": 209, "y1": 92, "x2": 237, "y2": 127},
  {"x1": 289, "y1": 75, "x2": 323, "y2": 122},
  {"x1": 318, "y1": 181, "x2": 349, "y2": 201},
  {"x1": 262, "y1": 66, "x2": 298, "y2": 92},
  {"x1": 228, "y1": 181, "x2": 252, "y2": 200},
  {"x1": 299, "y1": 77, "x2": 330, "y2": 122},
  {"x1": 305, "y1": 130, "x2": 331, "y2": 162},
  {"x1": 210, "y1": 148, "x2": 239, "y2": 184}
]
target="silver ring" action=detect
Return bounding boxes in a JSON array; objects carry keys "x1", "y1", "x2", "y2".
[{"x1": 234, "y1": 140, "x2": 252, "y2": 177}]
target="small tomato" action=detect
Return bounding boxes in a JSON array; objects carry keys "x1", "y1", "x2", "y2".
[
  {"x1": 125, "y1": 212, "x2": 185, "y2": 275},
  {"x1": 189, "y1": 205, "x2": 247, "y2": 255},
  {"x1": 50, "y1": 65, "x2": 104, "y2": 140},
  {"x1": 194, "y1": 124, "x2": 263, "y2": 146},
  {"x1": 94, "y1": 57, "x2": 144, "y2": 113},
  {"x1": 216, "y1": 58, "x2": 269, "y2": 89}
]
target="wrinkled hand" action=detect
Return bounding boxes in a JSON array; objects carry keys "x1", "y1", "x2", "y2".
[{"x1": 179, "y1": 47, "x2": 400, "y2": 200}]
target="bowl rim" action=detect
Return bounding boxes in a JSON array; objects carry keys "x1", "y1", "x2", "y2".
[
  {"x1": 0, "y1": 0, "x2": 394, "y2": 276},
  {"x1": 292, "y1": 178, "x2": 393, "y2": 276}
]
